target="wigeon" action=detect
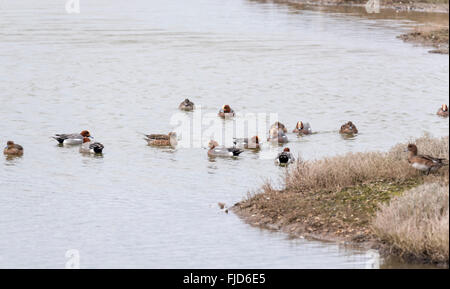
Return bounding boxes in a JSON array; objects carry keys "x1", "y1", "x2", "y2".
[
  {"x1": 339, "y1": 121, "x2": 358, "y2": 135},
  {"x1": 437, "y1": 104, "x2": 449, "y2": 117},
  {"x1": 53, "y1": 130, "x2": 92, "y2": 145},
  {"x1": 179, "y1": 98, "x2": 195, "y2": 111},
  {"x1": 3, "y1": 141, "x2": 23, "y2": 156},
  {"x1": 269, "y1": 121, "x2": 287, "y2": 135},
  {"x1": 233, "y1": 136, "x2": 260, "y2": 150},
  {"x1": 268, "y1": 130, "x2": 289, "y2": 144},
  {"x1": 218, "y1": 105, "x2": 235, "y2": 118},
  {"x1": 79, "y1": 137, "x2": 104, "y2": 154},
  {"x1": 292, "y1": 121, "x2": 312, "y2": 135},
  {"x1": 406, "y1": 144, "x2": 448, "y2": 175},
  {"x1": 276, "y1": 147, "x2": 295, "y2": 165},
  {"x1": 144, "y1": 132, "x2": 177, "y2": 147},
  {"x1": 208, "y1": 140, "x2": 243, "y2": 157}
]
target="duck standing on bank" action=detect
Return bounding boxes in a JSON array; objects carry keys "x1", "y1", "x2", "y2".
[
  {"x1": 437, "y1": 104, "x2": 449, "y2": 117},
  {"x1": 275, "y1": 147, "x2": 295, "y2": 165},
  {"x1": 218, "y1": 105, "x2": 235, "y2": 118},
  {"x1": 79, "y1": 137, "x2": 104, "y2": 154},
  {"x1": 144, "y1": 132, "x2": 178, "y2": 147},
  {"x1": 52, "y1": 130, "x2": 92, "y2": 145},
  {"x1": 339, "y1": 121, "x2": 358, "y2": 135},
  {"x1": 4, "y1": 141, "x2": 24, "y2": 156},
  {"x1": 292, "y1": 121, "x2": 312, "y2": 135},
  {"x1": 406, "y1": 144, "x2": 448, "y2": 175},
  {"x1": 208, "y1": 140, "x2": 243, "y2": 157},
  {"x1": 179, "y1": 99, "x2": 195, "y2": 111}
]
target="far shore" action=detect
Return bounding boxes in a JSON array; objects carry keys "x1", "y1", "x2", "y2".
[{"x1": 257, "y1": 0, "x2": 449, "y2": 53}]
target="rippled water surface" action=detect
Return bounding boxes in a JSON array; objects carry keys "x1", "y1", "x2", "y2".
[{"x1": 0, "y1": 0, "x2": 448, "y2": 268}]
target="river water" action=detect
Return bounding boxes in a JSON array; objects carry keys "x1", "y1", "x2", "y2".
[{"x1": 0, "y1": 0, "x2": 448, "y2": 268}]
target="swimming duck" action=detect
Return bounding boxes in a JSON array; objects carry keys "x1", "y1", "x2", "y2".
[
  {"x1": 53, "y1": 130, "x2": 92, "y2": 145},
  {"x1": 233, "y1": 136, "x2": 260, "y2": 150},
  {"x1": 268, "y1": 129, "x2": 289, "y2": 144},
  {"x1": 4, "y1": 141, "x2": 23, "y2": 156},
  {"x1": 144, "y1": 132, "x2": 178, "y2": 147},
  {"x1": 339, "y1": 121, "x2": 358, "y2": 135},
  {"x1": 269, "y1": 121, "x2": 287, "y2": 135},
  {"x1": 79, "y1": 137, "x2": 104, "y2": 154},
  {"x1": 292, "y1": 121, "x2": 312, "y2": 135},
  {"x1": 208, "y1": 140, "x2": 243, "y2": 157},
  {"x1": 437, "y1": 104, "x2": 449, "y2": 117},
  {"x1": 179, "y1": 98, "x2": 195, "y2": 111},
  {"x1": 406, "y1": 144, "x2": 448, "y2": 175},
  {"x1": 218, "y1": 105, "x2": 235, "y2": 118},
  {"x1": 275, "y1": 147, "x2": 295, "y2": 165}
]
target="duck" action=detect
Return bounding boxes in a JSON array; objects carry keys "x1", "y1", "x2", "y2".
[
  {"x1": 437, "y1": 104, "x2": 449, "y2": 117},
  {"x1": 269, "y1": 121, "x2": 287, "y2": 135},
  {"x1": 268, "y1": 129, "x2": 289, "y2": 144},
  {"x1": 53, "y1": 130, "x2": 92, "y2": 145},
  {"x1": 339, "y1": 121, "x2": 358, "y2": 135},
  {"x1": 233, "y1": 136, "x2": 260, "y2": 150},
  {"x1": 144, "y1": 132, "x2": 177, "y2": 147},
  {"x1": 179, "y1": 98, "x2": 195, "y2": 111},
  {"x1": 275, "y1": 147, "x2": 295, "y2": 165},
  {"x1": 406, "y1": 144, "x2": 448, "y2": 175},
  {"x1": 79, "y1": 137, "x2": 104, "y2": 154},
  {"x1": 218, "y1": 105, "x2": 235, "y2": 118},
  {"x1": 4, "y1": 141, "x2": 23, "y2": 156},
  {"x1": 208, "y1": 140, "x2": 243, "y2": 157},
  {"x1": 292, "y1": 121, "x2": 312, "y2": 135}
]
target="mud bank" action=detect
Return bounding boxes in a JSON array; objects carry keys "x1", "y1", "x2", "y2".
[{"x1": 232, "y1": 136, "x2": 449, "y2": 266}]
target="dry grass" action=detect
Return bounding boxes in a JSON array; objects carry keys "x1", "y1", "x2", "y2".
[
  {"x1": 373, "y1": 183, "x2": 449, "y2": 264},
  {"x1": 286, "y1": 135, "x2": 448, "y2": 193}
]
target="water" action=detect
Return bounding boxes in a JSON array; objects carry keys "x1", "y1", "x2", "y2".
[{"x1": 0, "y1": 0, "x2": 448, "y2": 268}]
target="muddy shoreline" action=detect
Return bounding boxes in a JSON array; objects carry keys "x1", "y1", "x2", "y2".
[{"x1": 258, "y1": 0, "x2": 449, "y2": 53}]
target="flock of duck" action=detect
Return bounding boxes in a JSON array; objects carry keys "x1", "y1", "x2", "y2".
[{"x1": 3, "y1": 101, "x2": 449, "y2": 171}]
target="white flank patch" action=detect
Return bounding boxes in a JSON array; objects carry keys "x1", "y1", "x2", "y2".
[{"x1": 412, "y1": 163, "x2": 429, "y2": 171}]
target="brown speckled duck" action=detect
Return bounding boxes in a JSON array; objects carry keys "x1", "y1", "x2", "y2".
[
  {"x1": 339, "y1": 121, "x2": 358, "y2": 135},
  {"x1": 144, "y1": 132, "x2": 177, "y2": 147},
  {"x1": 179, "y1": 98, "x2": 195, "y2": 111},
  {"x1": 4, "y1": 141, "x2": 23, "y2": 156}
]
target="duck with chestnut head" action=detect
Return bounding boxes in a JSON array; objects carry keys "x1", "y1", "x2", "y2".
[
  {"x1": 339, "y1": 121, "x2": 358, "y2": 135},
  {"x1": 208, "y1": 140, "x2": 243, "y2": 157},
  {"x1": 144, "y1": 132, "x2": 178, "y2": 148},
  {"x1": 437, "y1": 104, "x2": 449, "y2": 117},
  {"x1": 218, "y1": 105, "x2": 235, "y2": 118},
  {"x1": 4, "y1": 141, "x2": 23, "y2": 156},
  {"x1": 52, "y1": 130, "x2": 92, "y2": 145},
  {"x1": 275, "y1": 147, "x2": 294, "y2": 165},
  {"x1": 406, "y1": 144, "x2": 448, "y2": 175},
  {"x1": 269, "y1": 121, "x2": 287, "y2": 135},
  {"x1": 179, "y1": 98, "x2": 195, "y2": 111},
  {"x1": 79, "y1": 137, "x2": 104, "y2": 154},
  {"x1": 292, "y1": 121, "x2": 312, "y2": 135}
]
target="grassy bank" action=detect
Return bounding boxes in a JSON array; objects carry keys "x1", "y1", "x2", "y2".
[{"x1": 232, "y1": 136, "x2": 449, "y2": 264}]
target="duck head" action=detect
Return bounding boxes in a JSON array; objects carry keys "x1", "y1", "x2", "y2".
[
  {"x1": 223, "y1": 105, "x2": 232, "y2": 113},
  {"x1": 283, "y1": 147, "x2": 290, "y2": 153},
  {"x1": 406, "y1": 144, "x2": 418, "y2": 155},
  {"x1": 251, "y1": 136, "x2": 260, "y2": 144},
  {"x1": 184, "y1": 99, "x2": 191, "y2": 104},
  {"x1": 168, "y1": 132, "x2": 177, "y2": 138},
  {"x1": 208, "y1": 140, "x2": 219, "y2": 149},
  {"x1": 296, "y1": 121, "x2": 304, "y2": 130},
  {"x1": 5, "y1": 141, "x2": 14, "y2": 149},
  {"x1": 442, "y1": 104, "x2": 448, "y2": 112},
  {"x1": 80, "y1": 130, "x2": 91, "y2": 138}
]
